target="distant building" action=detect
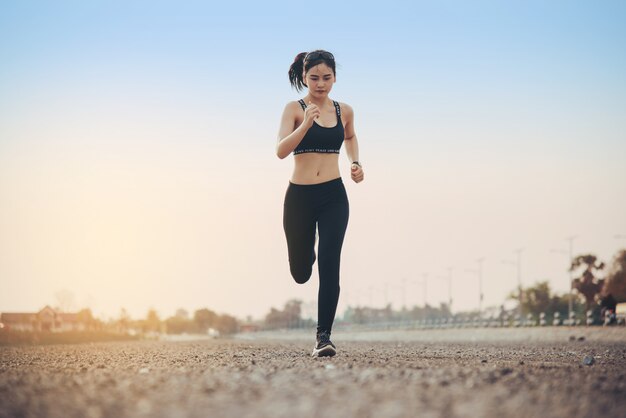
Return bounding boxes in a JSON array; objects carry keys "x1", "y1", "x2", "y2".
[
  {"x1": 238, "y1": 323, "x2": 260, "y2": 333},
  {"x1": 0, "y1": 305, "x2": 88, "y2": 332}
]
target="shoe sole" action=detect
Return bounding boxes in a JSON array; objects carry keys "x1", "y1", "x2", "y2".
[{"x1": 311, "y1": 345, "x2": 336, "y2": 357}]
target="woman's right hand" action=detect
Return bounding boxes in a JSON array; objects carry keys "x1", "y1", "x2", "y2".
[{"x1": 302, "y1": 101, "x2": 320, "y2": 129}]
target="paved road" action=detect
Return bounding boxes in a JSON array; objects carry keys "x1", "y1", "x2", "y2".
[{"x1": 1, "y1": 328, "x2": 625, "y2": 418}]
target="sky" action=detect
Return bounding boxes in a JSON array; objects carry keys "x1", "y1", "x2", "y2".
[{"x1": 1, "y1": 0, "x2": 625, "y2": 322}]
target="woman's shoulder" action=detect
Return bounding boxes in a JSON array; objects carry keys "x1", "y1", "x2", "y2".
[
  {"x1": 283, "y1": 100, "x2": 307, "y2": 112},
  {"x1": 281, "y1": 100, "x2": 304, "y2": 117},
  {"x1": 336, "y1": 101, "x2": 354, "y2": 117}
]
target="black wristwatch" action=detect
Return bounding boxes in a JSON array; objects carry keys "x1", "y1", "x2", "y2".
[{"x1": 352, "y1": 161, "x2": 362, "y2": 168}]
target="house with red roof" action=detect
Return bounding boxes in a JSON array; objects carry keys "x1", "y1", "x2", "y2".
[{"x1": 0, "y1": 305, "x2": 89, "y2": 332}]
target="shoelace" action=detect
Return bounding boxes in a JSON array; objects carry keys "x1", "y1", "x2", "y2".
[{"x1": 317, "y1": 331, "x2": 331, "y2": 345}]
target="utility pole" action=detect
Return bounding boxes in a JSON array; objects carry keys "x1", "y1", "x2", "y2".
[
  {"x1": 502, "y1": 248, "x2": 524, "y2": 319},
  {"x1": 409, "y1": 277, "x2": 427, "y2": 308},
  {"x1": 422, "y1": 273, "x2": 428, "y2": 307},
  {"x1": 447, "y1": 267, "x2": 453, "y2": 311},
  {"x1": 566, "y1": 236, "x2": 577, "y2": 324},
  {"x1": 384, "y1": 282, "x2": 389, "y2": 308},
  {"x1": 516, "y1": 249, "x2": 522, "y2": 308},
  {"x1": 551, "y1": 236, "x2": 578, "y2": 325},
  {"x1": 477, "y1": 257, "x2": 485, "y2": 316},
  {"x1": 401, "y1": 277, "x2": 407, "y2": 309},
  {"x1": 436, "y1": 267, "x2": 454, "y2": 313},
  {"x1": 465, "y1": 257, "x2": 485, "y2": 317}
]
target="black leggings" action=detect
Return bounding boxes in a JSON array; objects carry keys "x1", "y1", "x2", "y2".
[{"x1": 283, "y1": 177, "x2": 349, "y2": 333}]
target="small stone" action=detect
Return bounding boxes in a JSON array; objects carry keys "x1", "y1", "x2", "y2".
[
  {"x1": 583, "y1": 356, "x2": 595, "y2": 366},
  {"x1": 139, "y1": 367, "x2": 150, "y2": 374},
  {"x1": 518, "y1": 361, "x2": 525, "y2": 365},
  {"x1": 481, "y1": 359, "x2": 488, "y2": 363},
  {"x1": 325, "y1": 364, "x2": 336, "y2": 370},
  {"x1": 569, "y1": 336, "x2": 576, "y2": 341},
  {"x1": 578, "y1": 336, "x2": 586, "y2": 341}
]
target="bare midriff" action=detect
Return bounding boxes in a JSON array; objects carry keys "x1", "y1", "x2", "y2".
[{"x1": 290, "y1": 153, "x2": 341, "y2": 185}]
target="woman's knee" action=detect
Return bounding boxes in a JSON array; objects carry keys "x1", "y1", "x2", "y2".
[{"x1": 290, "y1": 264, "x2": 312, "y2": 284}]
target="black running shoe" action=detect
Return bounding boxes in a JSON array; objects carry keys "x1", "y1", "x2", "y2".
[{"x1": 311, "y1": 330, "x2": 336, "y2": 357}]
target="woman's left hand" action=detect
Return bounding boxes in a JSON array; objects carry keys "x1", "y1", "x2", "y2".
[{"x1": 351, "y1": 163, "x2": 364, "y2": 183}]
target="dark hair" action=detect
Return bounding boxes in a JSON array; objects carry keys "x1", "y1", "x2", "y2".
[{"x1": 288, "y1": 50, "x2": 337, "y2": 92}]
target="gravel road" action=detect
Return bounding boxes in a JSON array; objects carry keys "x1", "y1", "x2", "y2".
[{"x1": 1, "y1": 328, "x2": 625, "y2": 418}]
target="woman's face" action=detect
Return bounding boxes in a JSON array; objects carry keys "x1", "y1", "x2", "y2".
[{"x1": 304, "y1": 63, "x2": 336, "y2": 98}]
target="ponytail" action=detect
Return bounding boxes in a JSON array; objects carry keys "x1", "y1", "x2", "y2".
[
  {"x1": 288, "y1": 50, "x2": 337, "y2": 92},
  {"x1": 288, "y1": 52, "x2": 308, "y2": 92}
]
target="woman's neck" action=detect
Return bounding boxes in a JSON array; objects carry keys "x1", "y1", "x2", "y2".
[{"x1": 304, "y1": 96, "x2": 332, "y2": 108}]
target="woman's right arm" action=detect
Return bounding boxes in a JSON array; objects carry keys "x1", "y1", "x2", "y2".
[{"x1": 276, "y1": 102, "x2": 316, "y2": 159}]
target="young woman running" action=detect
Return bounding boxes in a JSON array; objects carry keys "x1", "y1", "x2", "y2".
[{"x1": 276, "y1": 50, "x2": 364, "y2": 357}]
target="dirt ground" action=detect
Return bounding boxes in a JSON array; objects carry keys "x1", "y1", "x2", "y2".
[{"x1": 1, "y1": 328, "x2": 625, "y2": 418}]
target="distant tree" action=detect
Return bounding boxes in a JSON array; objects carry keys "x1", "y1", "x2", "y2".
[
  {"x1": 603, "y1": 249, "x2": 626, "y2": 302},
  {"x1": 264, "y1": 307, "x2": 283, "y2": 329},
  {"x1": 164, "y1": 308, "x2": 194, "y2": 334},
  {"x1": 143, "y1": 308, "x2": 162, "y2": 333},
  {"x1": 175, "y1": 308, "x2": 189, "y2": 320},
  {"x1": 508, "y1": 281, "x2": 551, "y2": 316},
  {"x1": 507, "y1": 281, "x2": 579, "y2": 319},
  {"x1": 194, "y1": 308, "x2": 218, "y2": 333},
  {"x1": 347, "y1": 306, "x2": 366, "y2": 324},
  {"x1": 438, "y1": 302, "x2": 452, "y2": 318},
  {"x1": 283, "y1": 299, "x2": 302, "y2": 326},
  {"x1": 117, "y1": 308, "x2": 132, "y2": 333},
  {"x1": 547, "y1": 293, "x2": 580, "y2": 319},
  {"x1": 264, "y1": 299, "x2": 302, "y2": 329},
  {"x1": 215, "y1": 314, "x2": 239, "y2": 335},
  {"x1": 165, "y1": 315, "x2": 193, "y2": 334},
  {"x1": 77, "y1": 308, "x2": 97, "y2": 331},
  {"x1": 570, "y1": 254, "x2": 605, "y2": 311},
  {"x1": 408, "y1": 305, "x2": 424, "y2": 321}
]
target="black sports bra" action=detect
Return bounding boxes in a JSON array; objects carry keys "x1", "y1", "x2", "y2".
[{"x1": 293, "y1": 99, "x2": 344, "y2": 155}]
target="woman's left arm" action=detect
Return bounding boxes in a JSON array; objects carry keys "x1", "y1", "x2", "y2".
[{"x1": 343, "y1": 103, "x2": 364, "y2": 183}]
